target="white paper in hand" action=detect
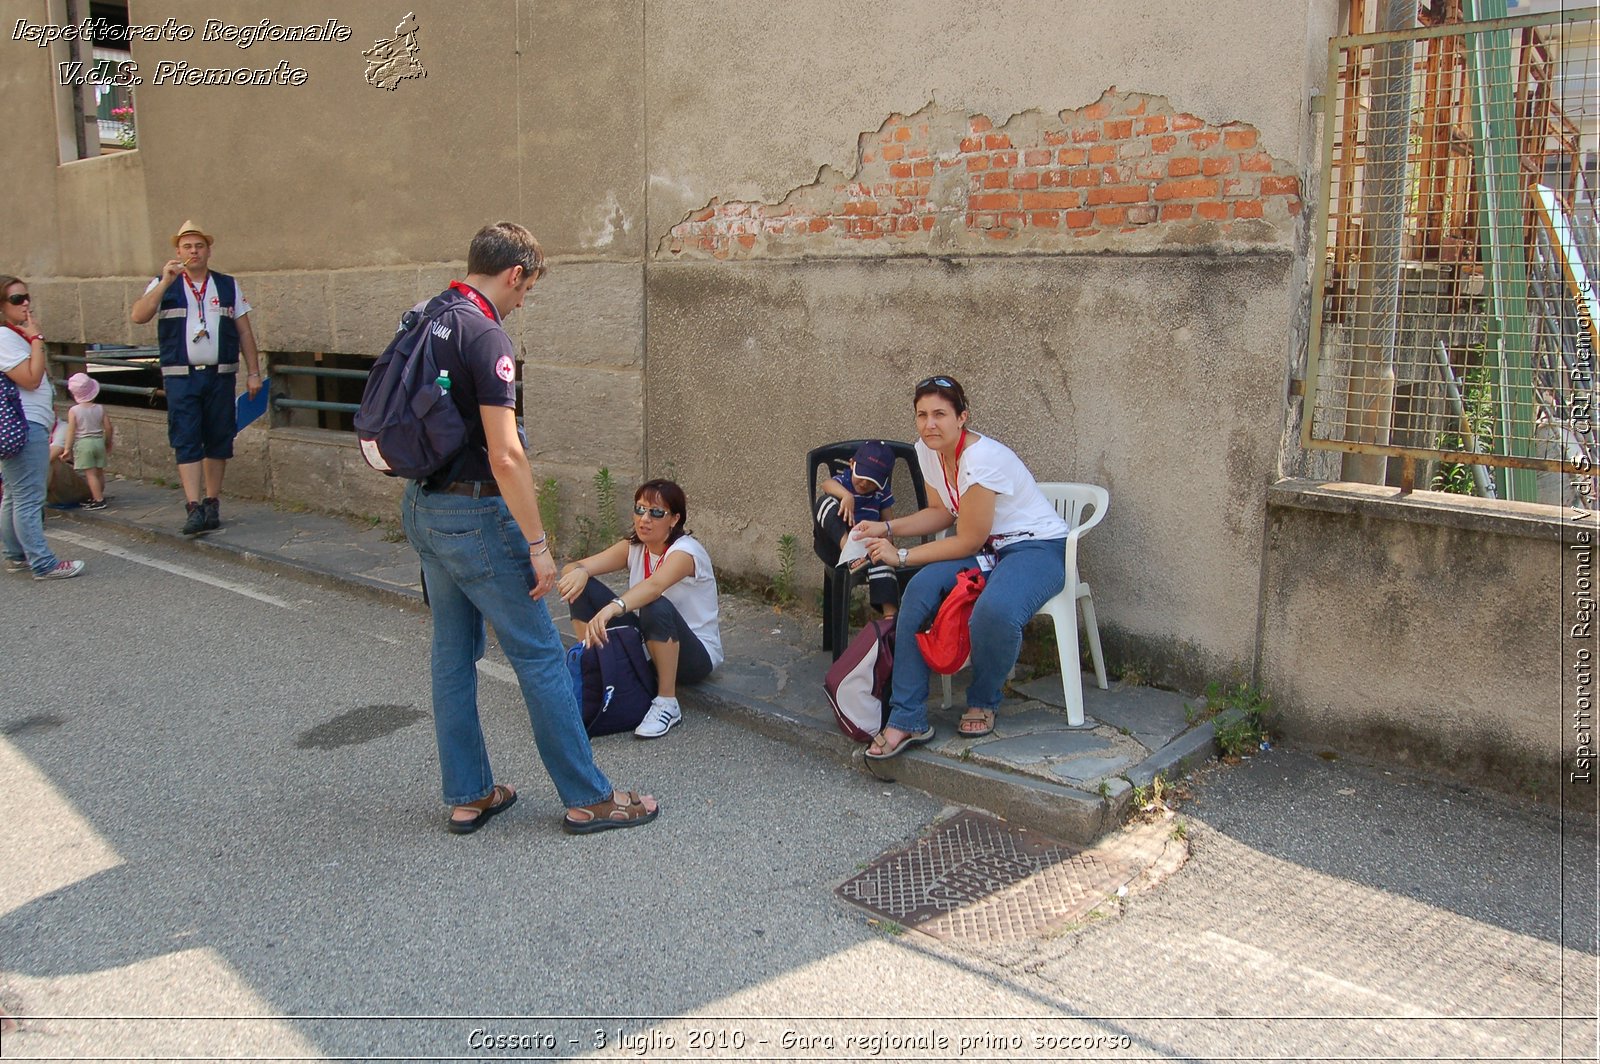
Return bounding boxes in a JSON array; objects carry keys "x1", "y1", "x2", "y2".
[{"x1": 837, "y1": 534, "x2": 870, "y2": 567}]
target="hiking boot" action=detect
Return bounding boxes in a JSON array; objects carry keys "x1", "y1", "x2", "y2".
[
  {"x1": 634, "y1": 697, "x2": 682, "y2": 739},
  {"x1": 201, "y1": 496, "x2": 220, "y2": 531},
  {"x1": 34, "y1": 559, "x2": 84, "y2": 581},
  {"x1": 181, "y1": 501, "x2": 207, "y2": 536}
]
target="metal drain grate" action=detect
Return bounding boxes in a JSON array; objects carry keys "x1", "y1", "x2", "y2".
[{"x1": 837, "y1": 810, "x2": 1133, "y2": 943}]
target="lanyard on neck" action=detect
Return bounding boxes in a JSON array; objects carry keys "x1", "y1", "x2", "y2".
[
  {"x1": 941, "y1": 428, "x2": 969, "y2": 515},
  {"x1": 449, "y1": 281, "x2": 497, "y2": 321},
  {"x1": 183, "y1": 272, "x2": 211, "y2": 340},
  {"x1": 183, "y1": 272, "x2": 209, "y2": 310},
  {"x1": 643, "y1": 548, "x2": 661, "y2": 579},
  {"x1": 3, "y1": 323, "x2": 29, "y2": 341}
]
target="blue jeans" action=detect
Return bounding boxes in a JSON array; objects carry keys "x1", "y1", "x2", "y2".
[
  {"x1": 401, "y1": 482, "x2": 612, "y2": 809},
  {"x1": 0, "y1": 421, "x2": 60, "y2": 575},
  {"x1": 886, "y1": 537, "x2": 1067, "y2": 733}
]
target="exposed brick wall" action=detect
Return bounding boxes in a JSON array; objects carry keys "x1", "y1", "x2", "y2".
[{"x1": 663, "y1": 89, "x2": 1302, "y2": 260}]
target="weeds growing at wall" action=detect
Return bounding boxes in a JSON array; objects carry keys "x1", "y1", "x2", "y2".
[
  {"x1": 1185, "y1": 682, "x2": 1273, "y2": 760},
  {"x1": 770, "y1": 534, "x2": 798, "y2": 606},
  {"x1": 573, "y1": 467, "x2": 622, "y2": 557},
  {"x1": 537, "y1": 477, "x2": 561, "y2": 550}
]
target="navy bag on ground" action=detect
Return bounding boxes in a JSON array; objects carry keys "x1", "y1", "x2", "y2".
[
  {"x1": 353, "y1": 306, "x2": 468, "y2": 480},
  {"x1": 569, "y1": 626, "x2": 658, "y2": 737}
]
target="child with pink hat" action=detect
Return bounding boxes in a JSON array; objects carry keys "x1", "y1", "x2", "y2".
[{"x1": 61, "y1": 372, "x2": 113, "y2": 509}]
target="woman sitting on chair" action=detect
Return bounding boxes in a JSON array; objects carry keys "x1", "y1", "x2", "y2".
[
  {"x1": 853, "y1": 375, "x2": 1070, "y2": 758},
  {"x1": 558, "y1": 479, "x2": 722, "y2": 740}
]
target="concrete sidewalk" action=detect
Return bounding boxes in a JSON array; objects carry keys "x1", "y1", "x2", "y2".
[{"x1": 46, "y1": 475, "x2": 1219, "y2": 845}]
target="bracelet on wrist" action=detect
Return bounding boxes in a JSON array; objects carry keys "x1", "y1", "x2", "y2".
[
  {"x1": 530, "y1": 545, "x2": 550, "y2": 558},
  {"x1": 884, "y1": 520, "x2": 892, "y2": 537}
]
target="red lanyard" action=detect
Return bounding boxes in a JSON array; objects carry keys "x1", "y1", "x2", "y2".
[
  {"x1": 449, "y1": 281, "x2": 497, "y2": 320},
  {"x1": 941, "y1": 429, "x2": 969, "y2": 515},
  {"x1": 642, "y1": 549, "x2": 661, "y2": 578},
  {"x1": 183, "y1": 272, "x2": 210, "y2": 317},
  {"x1": 3, "y1": 323, "x2": 30, "y2": 342}
]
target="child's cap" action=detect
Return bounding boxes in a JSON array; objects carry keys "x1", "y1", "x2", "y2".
[
  {"x1": 851, "y1": 441, "x2": 894, "y2": 490},
  {"x1": 67, "y1": 373, "x2": 99, "y2": 403}
]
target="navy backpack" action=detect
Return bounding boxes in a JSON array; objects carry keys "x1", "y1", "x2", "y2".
[
  {"x1": 567, "y1": 626, "x2": 658, "y2": 736},
  {"x1": 353, "y1": 304, "x2": 468, "y2": 480}
]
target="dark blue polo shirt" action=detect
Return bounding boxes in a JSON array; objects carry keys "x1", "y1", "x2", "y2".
[{"x1": 420, "y1": 284, "x2": 517, "y2": 485}]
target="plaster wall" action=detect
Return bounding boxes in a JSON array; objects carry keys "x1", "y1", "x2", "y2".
[
  {"x1": 647, "y1": 255, "x2": 1295, "y2": 687},
  {"x1": 1260, "y1": 481, "x2": 1571, "y2": 788},
  {"x1": 643, "y1": 0, "x2": 1322, "y2": 242}
]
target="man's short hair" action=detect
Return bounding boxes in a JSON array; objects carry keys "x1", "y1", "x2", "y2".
[{"x1": 467, "y1": 222, "x2": 547, "y2": 281}]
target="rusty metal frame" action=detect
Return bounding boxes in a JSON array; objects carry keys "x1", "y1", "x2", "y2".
[{"x1": 1303, "y1": 6, "x2": 1599, "y2": 479}]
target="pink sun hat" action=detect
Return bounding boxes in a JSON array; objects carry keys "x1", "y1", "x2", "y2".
[{"x1": 67, "y1": 373, "x2": 99, "y2": 403}]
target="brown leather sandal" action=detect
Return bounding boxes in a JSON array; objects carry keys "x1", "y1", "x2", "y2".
[
  {"x1": 563, "y1": 790, "x2": 659, "y2": 835},
  {"x1": 958, "y1": 709, "x2": 996, "y2": 737},
  {"x1": 448, "y1": 784, "x2": 517, "y2": 835}
]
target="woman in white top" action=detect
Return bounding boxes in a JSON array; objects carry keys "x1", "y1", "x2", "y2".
[
  {"x1": 558, "y1": 479, "x2": 722, "y2": 739},
  {"x1": 854, "y1": 375, "x2": 1070, "y2": 757},
  {"x1": 0, "y1": 275, "x2": 83, "y2": 580}
]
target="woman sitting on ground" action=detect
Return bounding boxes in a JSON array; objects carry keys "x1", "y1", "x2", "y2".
[
  {"x1": 854, "y1": 374, "x2": 1070, "y2": 758},
  {"x1": 558, "y1": 479, "x2": 723, "y2": 739}
]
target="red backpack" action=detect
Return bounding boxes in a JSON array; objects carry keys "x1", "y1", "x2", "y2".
[
  {"x1": 916, "y1": 568, "x2": 986, "y2": 674},
  {"x1": 824, "y1": 617, "x2": 896, "y2": 742}
]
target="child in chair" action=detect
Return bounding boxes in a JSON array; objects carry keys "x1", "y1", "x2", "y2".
[{"x1": 812, "y1": 440, "x2": 898, "y2": 617}]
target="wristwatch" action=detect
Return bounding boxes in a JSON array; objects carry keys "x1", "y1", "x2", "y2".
[
  {"x1": 610, "y1": 596, "x2": 628, "y2": 613},
  {"x1": 897, "y1": 548, "x2": 909, "y2": 567}
]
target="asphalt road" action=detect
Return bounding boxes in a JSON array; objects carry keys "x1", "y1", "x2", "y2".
[{"x1": 1, "y1": 523, "x2": 1594, "y2": 1062}]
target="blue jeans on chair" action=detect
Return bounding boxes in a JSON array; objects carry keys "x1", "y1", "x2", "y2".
[
  {"x1": 0, "y1": 421, "x2": 61, "y2": 575},
  {"x1": 401, "y1": 481, "x2": 613, "y2": 809},
  {"x1": 885, "y1": 537, "x2": 1066, "y2": 734}
]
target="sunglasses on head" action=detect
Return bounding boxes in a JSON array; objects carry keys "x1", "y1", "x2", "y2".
[
  {"x1": 633, "y1": 504, "x2": 670, "y2": 519},
  {"x1": 916, "y1": 376, "x2": 955, "y2": 390},
  {"x1": 5, "y1": 293, "x2": 30, "y2": 306}
]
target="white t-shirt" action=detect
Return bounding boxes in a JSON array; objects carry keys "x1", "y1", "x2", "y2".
[
  {"x1": 144, "y1": 273, "x2": 251, "y2": 366},
  {"x1": 0, "y1": 328, "x2": 56, "y2": 428},
  {"x1": 916, "y1": 433, "x2": 1070, "y2": 543},
  {"x1": 627, "y1": 535, "x2": 723, "y2": 668}
]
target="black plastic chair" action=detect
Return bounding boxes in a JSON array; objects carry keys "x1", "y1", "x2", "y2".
[{"x1": 806, "y1": 439, "x2": 931, "y2": 659}]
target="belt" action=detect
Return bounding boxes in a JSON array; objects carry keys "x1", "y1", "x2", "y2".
[
  {"x1": 161, "y1": 363, "x2": 237, "y2": 377},
  {"x1": 429, "y1": 480, "x2": 501, "y2": 498}
]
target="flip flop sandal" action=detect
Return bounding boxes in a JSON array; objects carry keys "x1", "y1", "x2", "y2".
[
  {"x1": 864, "y1": 726, "x2": 936, "y2": 761},
  {"x1": 563, "y1": 790, "x2": 660, "y2": 835},
  {"x1": 957, "y1": 709, "x2": 996, "y2": 738},
  {"x1": 447, "y1": 784, "x2": 517, "y2": 835}
]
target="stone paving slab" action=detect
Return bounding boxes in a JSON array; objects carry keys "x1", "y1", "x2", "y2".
[{"x1": 49, "y1": 474, "x2": 1218, "y2": 846}]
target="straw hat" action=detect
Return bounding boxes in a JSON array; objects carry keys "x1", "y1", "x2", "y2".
[{"x1": 171, "y1": 220, "x2": 214, "y2": 247}]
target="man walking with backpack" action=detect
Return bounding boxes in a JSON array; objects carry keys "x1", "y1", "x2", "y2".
[{"x1": 397, "y1": 222, "x2": 658, "y2": 836}]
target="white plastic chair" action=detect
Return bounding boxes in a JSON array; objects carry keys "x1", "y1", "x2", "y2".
[{"x1": 939, "y1": 482, "x2": 1109, "y2": 727}]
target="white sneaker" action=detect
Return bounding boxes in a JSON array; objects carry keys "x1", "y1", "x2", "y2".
[
  {"x1": 634, "y1": 697, "x2": 682, "y2": 739},
  {"x1": 34, "y1": 559, "x2": 84, "y2": 581}
]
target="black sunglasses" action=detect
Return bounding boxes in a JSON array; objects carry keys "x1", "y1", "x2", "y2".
[
  {"x1": 916, "y1": 376, "x2": 955, "y2": 390},
  {"x1": 633, "y1": 504, "x2": 670, "y2": 519},
  {"x1": 5, "y1": 293, "x2": 30, "y2": 306}
]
